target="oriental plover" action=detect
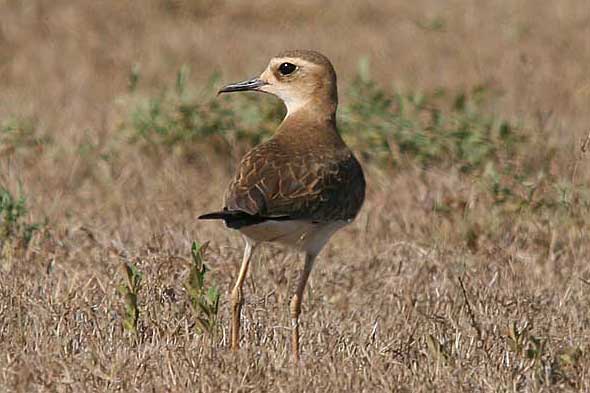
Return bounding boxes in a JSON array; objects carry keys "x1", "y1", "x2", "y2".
[{"x1": 199, "y1": 49, "x2": 365, "y2": 361}]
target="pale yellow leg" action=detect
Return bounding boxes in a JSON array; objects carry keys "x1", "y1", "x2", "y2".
[
  {"x1": 231, "y1": 240, "x2": 255, "y2": 351},
  {"x1": 290, "y1": 252, "x2": 316, "y2": 362}
]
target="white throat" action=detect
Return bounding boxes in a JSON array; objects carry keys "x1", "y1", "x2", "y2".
[{"x1": 281, "y1": 94, "x2": 311, "y2": 118}]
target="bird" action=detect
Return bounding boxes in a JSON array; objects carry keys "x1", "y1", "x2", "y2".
[{"x1": 199, "y1": 49, "x2": 365, "y2": 361}]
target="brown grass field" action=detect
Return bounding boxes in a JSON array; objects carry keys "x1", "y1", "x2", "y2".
[{"x1": 2, "y1": 1, "x2": 590, "y2": 392}]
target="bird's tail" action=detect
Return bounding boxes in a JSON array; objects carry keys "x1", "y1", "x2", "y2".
[
  {"x1": 198, "y1": 211, "x2": 230, "y2": 220},
  {"x1": 198, "y1": 210, "x2": 291, "y2": 229},
  {"x1": 198, "y1": 210, "x2": 262, "y2": 229}
]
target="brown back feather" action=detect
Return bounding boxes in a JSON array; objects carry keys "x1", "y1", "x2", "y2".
[{"x1": 224, "y1": 117, "x2": 365, "y2": 222}]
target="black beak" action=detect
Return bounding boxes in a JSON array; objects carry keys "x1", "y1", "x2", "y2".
[{"x1": 218, "y1": 78, "x2": 268, "y2": 94}]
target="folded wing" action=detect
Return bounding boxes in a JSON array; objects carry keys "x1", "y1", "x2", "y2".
[{"x1": 221, "y1": 139, "x2": 365, "y2": 226}]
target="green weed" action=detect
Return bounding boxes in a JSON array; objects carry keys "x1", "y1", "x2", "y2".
[
  {"x1": 340, "y1": 72, "x2": 525, "y2": 172},
  {"x1": 0, "y1": 116, "x2": 51, "y2": 154},
  {"x1": 120, "y1": 63, "x2": 590, "y2": 252},
  {"x1": 122, "y1": 63, "x2": 526, "y2": 176},
  {"x1": 118, "y1": 261, "x2": 143, "y2": 335},
  {"x1": 124, "y1": 68, "x2": 282, "y2": 155},
  {"x1": 0, "y1": 187, "x2": 40, "y2": 247},
  {"x1": 184, "y1": 241, "x2": 220, "y2": 335}
]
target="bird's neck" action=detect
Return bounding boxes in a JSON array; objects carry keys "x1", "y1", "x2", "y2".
[
  {"x1": 280, "y1": 108, "x2": 336, "y2": 133},
  {"x1": 282, "y1": 97, "x2": 337, "y2": 125},
  {"x1": 275, "y1": 102, "x2": 345, "y2": 150}
]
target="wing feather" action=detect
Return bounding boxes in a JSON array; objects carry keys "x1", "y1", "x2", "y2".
[{"x1": 224, "y1": 139, "x2": 365, "y2": 223}]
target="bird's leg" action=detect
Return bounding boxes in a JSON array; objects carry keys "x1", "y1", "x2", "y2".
[
  {"x1": 290, "y1": 252, "x2": 316, "y2": 362},
  {"x1": 231, "y1": 240, "x2": 255, "y2": 351}
]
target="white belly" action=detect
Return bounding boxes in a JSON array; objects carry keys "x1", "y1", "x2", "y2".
[{"x1": 238, "y1": 219, "x2": 348, "y2": 256}]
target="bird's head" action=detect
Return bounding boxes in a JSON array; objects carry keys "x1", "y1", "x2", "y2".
[{"x1": 218, "y1": 49, "x2": 338, "y2": 117}]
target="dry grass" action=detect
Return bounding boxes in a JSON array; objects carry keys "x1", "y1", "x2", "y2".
[{"x1": 2, "y1": 1, "x2": 590, "y2": 391}]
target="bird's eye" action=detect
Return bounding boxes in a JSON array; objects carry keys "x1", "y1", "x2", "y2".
[{"x1": 278, "y1": 62, "x2": 297, "y2": 76}]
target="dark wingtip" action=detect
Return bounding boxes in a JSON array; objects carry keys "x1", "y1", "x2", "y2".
[
  {"x1": 198, "y1": 210, "x2": 293, "y2": 229},
  {"x1": 198, "y1": 212, "x2": 227, "y2": 220}
]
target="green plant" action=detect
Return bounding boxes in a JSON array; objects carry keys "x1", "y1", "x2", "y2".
[
  {"x1": 0, "y1": 186, "x2": 40, "y2": 246},
  {"x1": 340, "y1": 65, "x2": 525, "y2": 173},
  {"x1": 184, "y1": 241, "x2": 220, "y2": 335},
  {"x1": 118, "y1": 62, "x2": 590, "y2": 253},
  {"x1": 0, "y1": 116, "x2": 51, "y2": 154},
  {"x1": 506, "y1": 321, "x2": 543, "y2": 361},
  {"x1": 128, "y1": 63, "x2": 141, "y2": 92},
  {"x1": 122, "y1": 68, "x2": 283, "y2": 152},
  {"x1": 122, "y1": 61, "x2": 532, "y2": 178},
  {"x1": 118, "y1": 262, "x2": 143, "y2": 334}
]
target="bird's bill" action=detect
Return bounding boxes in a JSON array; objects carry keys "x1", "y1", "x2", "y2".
[{"x1": 218, "y1": 78, "x2": 268, "y2": 94}]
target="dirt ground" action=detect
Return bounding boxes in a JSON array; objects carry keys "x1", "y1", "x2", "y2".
[{"x1": 1, "y1": 1, "x2": 590, "y2": 392}]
